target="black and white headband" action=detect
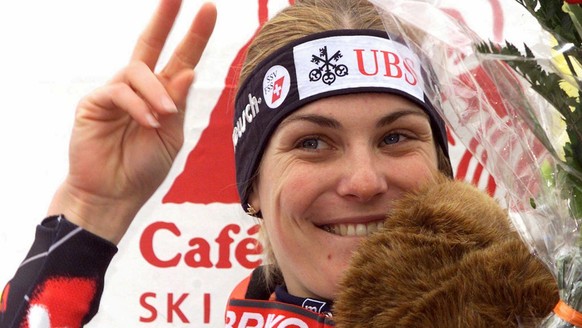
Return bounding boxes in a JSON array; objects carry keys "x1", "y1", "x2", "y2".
[{"x1": 233, "y1": 29, "x2": 449, "y2": 213}]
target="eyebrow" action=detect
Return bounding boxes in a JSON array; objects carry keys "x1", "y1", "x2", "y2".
[
  {"x1": 280, "y1": 108, "x2": 429, "y2": 130},
  {"x1": 376, "y1": 109, "x2": 429, "y2": 128},
  {"x1": 279, "y1": 114, "x2": 341, "y2": 129}
]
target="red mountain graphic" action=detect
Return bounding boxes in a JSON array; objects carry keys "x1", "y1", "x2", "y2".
[{"x1": 163, "y1": 0, "x2": 282, "y2": 204}]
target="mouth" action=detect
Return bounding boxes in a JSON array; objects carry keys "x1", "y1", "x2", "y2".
[{"x1": 318, "y1": 220, "x2": 384, "y2": 237}]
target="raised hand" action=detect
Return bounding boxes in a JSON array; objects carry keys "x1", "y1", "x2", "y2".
[{"x1": 48, "y1": 0, "x2": 217, "y2": 244}]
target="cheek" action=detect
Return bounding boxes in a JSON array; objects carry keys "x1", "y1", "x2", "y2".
[
  {"x1": 388, "y1": 154, "x2": 439, "y2": 189},
  {"x1": 260, "y1": 163, "x2": 327, "y2": 219},
  {"x1": 278, "y1": 174, "x2": 323, "y2": 212},
  {"x1": 259, "y1": 166, "x2": 326, "y2": 254}
]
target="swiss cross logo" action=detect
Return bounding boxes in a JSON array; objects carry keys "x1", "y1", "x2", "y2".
[
  {"x1": 263, "y1": 65, "x2": 291, "y2": 109},
  {"x1": 309, "y1": 45, "x2": 348, "y2": 85},
  {"x1": 271, "y1": 76, "x2": 285, "y2": 103}
]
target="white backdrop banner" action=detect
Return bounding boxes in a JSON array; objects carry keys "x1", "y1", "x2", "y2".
[{"x1": 0, "y1": 0, "x2": 539, "y2": 326}]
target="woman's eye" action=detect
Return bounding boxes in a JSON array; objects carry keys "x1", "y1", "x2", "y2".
[
  {"x1": 382, "y1": 133, "x2": 403, "y2": 145},
  {"x1": 298, "y1": 137, "x2": 327, "y2": 150}
]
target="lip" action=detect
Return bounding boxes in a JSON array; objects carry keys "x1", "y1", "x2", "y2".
[
  {"x1": 315, "y1": 214, "x2": 387, "y2": 237},
  {"x1": 314, "y1": 214, "x2": 387, "y2": 226}
]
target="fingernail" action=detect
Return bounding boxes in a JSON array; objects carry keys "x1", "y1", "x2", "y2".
[
  {"x1": 146, "y1": 113, "x2": 161, "y2": 128},
  {"x1": 161, "y1": 96, "x2": 178, "y2": 113}
]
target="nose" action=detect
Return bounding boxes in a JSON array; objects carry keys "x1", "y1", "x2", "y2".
[{"x1": 337, "y1": 148, "x2": 388, "y2": 202}]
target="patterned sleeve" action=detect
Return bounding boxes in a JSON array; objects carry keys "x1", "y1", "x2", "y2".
[{"x1": 0, "y1": 215, "x2": 117, "y2": 328}]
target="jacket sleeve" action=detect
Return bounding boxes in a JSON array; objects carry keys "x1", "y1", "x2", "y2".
[{"x1": 0, "y1": 215, "x2": 117, "y2": 328}]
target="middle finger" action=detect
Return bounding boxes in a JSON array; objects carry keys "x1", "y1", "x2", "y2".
[
  {"x1": 130, "y1": 0, "x2": 182, "y2": 70},
  {"x1": 159, "y1": 1, "x2": 217, "y2": 78}
]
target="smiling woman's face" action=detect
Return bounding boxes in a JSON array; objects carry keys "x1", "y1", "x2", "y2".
[{"x1": 249, "y1": 92, "x2": 439, "y2": 301}]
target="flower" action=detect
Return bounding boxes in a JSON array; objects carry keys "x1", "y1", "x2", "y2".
[
  {"x1": 369, "y1": 0, "x2": 582, "y2": 326},
  {"x1": 461, "y1": 1, "x2": 582, "y2": 326}
]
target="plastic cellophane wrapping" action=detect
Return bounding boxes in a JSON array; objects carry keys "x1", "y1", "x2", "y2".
[{"x1": 369, "y1": 0, "x2": 582, "y2": 326}]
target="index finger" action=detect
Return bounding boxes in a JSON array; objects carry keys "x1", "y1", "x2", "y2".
[
  {"x1": 160, "y1": 2, "x2": 217, "y2": 77},
  {"x1": 130, "y1": 0, "x2": 182, "y2": 69}
]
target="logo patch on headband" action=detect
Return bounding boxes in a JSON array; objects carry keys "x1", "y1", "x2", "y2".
[
  {"x1": 293, "y1": 35, "x2": 424, "y2": 101},
  {"x1": 308, "y1": 46, "x2": 349, "y2": 85},
  {"x1": 263, "y1": 65, "x2": 291, "y2": 109}
]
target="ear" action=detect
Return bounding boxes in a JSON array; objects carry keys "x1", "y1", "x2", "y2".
[{"x1": 246, "y1": 184, "x2": 262, "y2": 217}]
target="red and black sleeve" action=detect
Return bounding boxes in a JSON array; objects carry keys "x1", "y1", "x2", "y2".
[{"x1": 0, "y1": 215, "x2": 117, "y2": 328}]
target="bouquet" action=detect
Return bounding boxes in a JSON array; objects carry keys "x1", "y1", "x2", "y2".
[{"x1": 368, "y1": 0, "x2": 582, "y2": 326}]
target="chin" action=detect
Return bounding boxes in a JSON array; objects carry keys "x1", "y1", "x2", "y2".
[{"x1": 321, "y1": 257, "x2": 356, "y2": 300}]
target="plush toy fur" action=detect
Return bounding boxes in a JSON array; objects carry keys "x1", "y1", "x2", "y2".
[{"x1": 333, "y1": 174, "x2": 559, "y2": 327}]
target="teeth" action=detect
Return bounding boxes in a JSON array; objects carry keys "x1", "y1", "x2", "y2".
[
  {"x1": 322, "y1": 220, "x2": 384, "y2": 237},
  {"x1": 340, "y1": 224, "x2": 347, "y2": 236},
  {"x1": 356, "y1": 224, "x2": 366, "y2": 236}
]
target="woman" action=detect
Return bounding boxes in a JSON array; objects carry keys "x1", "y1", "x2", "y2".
[
  {"x1": 0, "y1": 0, "x2": 452, "y2": 326},
  {"x1": 228, "y1": 0, "x2": 451, "y2": 314}
]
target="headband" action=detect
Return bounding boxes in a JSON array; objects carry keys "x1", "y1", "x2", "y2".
[{"x1": 233, "y1": 29, "x2": 450, "y2": 213}]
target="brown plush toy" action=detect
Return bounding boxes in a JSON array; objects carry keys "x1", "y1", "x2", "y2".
[{"x1": 333, "y1": 174, "x2": 559, "y2": 328}]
